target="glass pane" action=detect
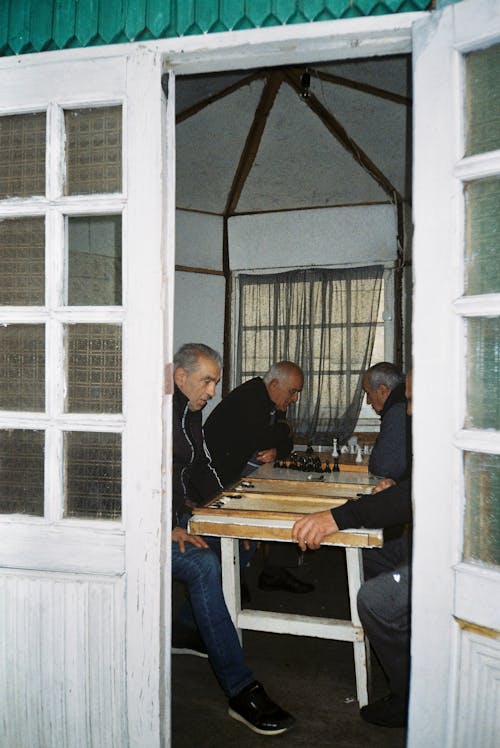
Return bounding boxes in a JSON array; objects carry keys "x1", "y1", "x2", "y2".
[
  {"x1": 0, "y1": 216, "x2": 45, "y2": 305},
  {"x1": 464, "y1": 451, "x2": 500, "y2": 567},
  {"x1": 464, "y1": 178, "x2": 500, "y2": 295},
  {"x1": 0, "y1": 325, "x2": 45, "y2": 411},
  {"x1": 65, "y1": 431, "x2": 121, "y2": 519},
  {"x1": 0, "y1": 112, "x2": 46, "y2": 198},
  {"x1": 65, "y1": 107, "x2": 122, "y2": 195},
  {"x1": 0, "y1": 429, "x2": 44, "y2": 515},
  {"x1": 466, "y1": 317, "x2": 500, "y2": 430},
  {"x1": 65, "y1": 324, "x2": 122, "y2": 413},
  {"x1": 466, "y1": 43, "x2": 500, "y2": 156},
  {"x1": 67, "y1": 215, "x2": 122, "y2": 305}
]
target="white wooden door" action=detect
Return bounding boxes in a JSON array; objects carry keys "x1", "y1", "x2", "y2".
[
  {"x1": 0, "y1": 47, "x2": 170, "y2": 747},
  {"x1": 411, "y1": 1, "x2": 500, "y2": 746}
]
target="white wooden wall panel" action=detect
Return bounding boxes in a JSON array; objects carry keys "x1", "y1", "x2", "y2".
[
  {"x1": 454, "y1": 627, "x2": 500, "y2": 748},
  {"x1": 0, "y1": 571, "x2": 127, "y2": 748}
]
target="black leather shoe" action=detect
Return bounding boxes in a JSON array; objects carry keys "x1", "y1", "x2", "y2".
[
  {"x1": 228, "y1": 681, "x2": 295, "y2": 735},
  {"x1": 360, "y1": 694, "x2": 407, "y2": 727},
  {"x1": 258, "y1": 568, "x2": 315, "y2": 594}
]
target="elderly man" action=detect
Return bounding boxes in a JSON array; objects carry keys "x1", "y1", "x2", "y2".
[
  {"x1": 292, "y1": 371, "x2": 413, "y2": 728},
  {"x1": 171, "y1": 343, "x2": 294, "y2": 736},
  {"x1": 204, "y1": 361, "x2": 312, "y2": 593},
  {"x1": 363, "y1": 362, "x2": 409, "y2": 481}
]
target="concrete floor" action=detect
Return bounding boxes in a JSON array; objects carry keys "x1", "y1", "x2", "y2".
[{"x1": 172, "y1": 543, "x2": 407, "y2": 748}]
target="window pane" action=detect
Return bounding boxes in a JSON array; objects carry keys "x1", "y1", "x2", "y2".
[
  {"x1": 464, "y1": 178, "x2": 500, "y2": 295},
  {"x1": 65, "y1": 431, "x2": 121, "y2": 519},
  {"x1": 464, "y1": 451, "x2": 500, "y2": 567},
  {"x1": 466, "y1": 317, "x2": 500, "y2": 430},
  {"x1": 0, "y1": 216, "x2": 45, "y2": 305},
  {"x1": 65, "y1": 324, "x2": 122, "y2": 413},
  {"x1": 65, "y1": 107, "x2": 122, "y2": 195},
  {"x1": 67, "y1": 215, "x2": 122, "y2": 305},
  {"x1": 0, "y1": 113, "x2": 46, "y2": 198},
  {"x1": 466, "y1": 43, "x2": 500, "y2": 156},
  {"x1": 0, "y1": 429, "x2": 44, "y2": 516},
  {"x1": 0, "y1": 325, "x2": 45, "y2": 411}
]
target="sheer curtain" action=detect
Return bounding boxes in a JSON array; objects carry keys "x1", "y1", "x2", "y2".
[{"x1": 236, "y1": 266, "x2": 384, "y2": 444}]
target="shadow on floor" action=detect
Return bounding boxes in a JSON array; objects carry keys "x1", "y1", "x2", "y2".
[{"x1": 172, "y1": 543, "x2": 407, "y2": 748}]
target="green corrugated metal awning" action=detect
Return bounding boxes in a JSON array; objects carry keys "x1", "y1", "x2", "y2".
[{"x1": 0, "y1": 0, "x2": 432, "y2": 56}]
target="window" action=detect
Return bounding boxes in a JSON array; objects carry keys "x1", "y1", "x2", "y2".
[
  {"x1": 0, "y1": 106, "x2": 124, "y2": 520},
  {"x1": 236, "y1": 265, "x2": 385, "y2": 443}
]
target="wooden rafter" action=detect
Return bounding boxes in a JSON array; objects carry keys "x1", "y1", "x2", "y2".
[
  {"x1": 176, "y1": 71, "x2": 266, "y2": 124},
  {"x1": 284, "y1": 69, "x2": 402, "y2": 203},
  {"x1": 311, "y1": 69, "x2": 411, "y2": 107},
  {"x1": 224, "y1": 71, "x2": 284, "y2": 217}
]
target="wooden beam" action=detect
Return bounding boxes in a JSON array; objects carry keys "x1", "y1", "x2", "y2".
[
  {"x1": 176, "y1": 71, "x2": 266, "y2": 124},
  {"x1": 224, "y1": 71, "x2": 284, "y2": 217},
  {"x1": 175, "y1": 264, "x2": 224, "y2": 276},
  {"x1": 312, "y1": 69, "x2": 411, "y2": 107},
  {"x1": 284, "y1": 70, "x2": 402, "y2": 203}
]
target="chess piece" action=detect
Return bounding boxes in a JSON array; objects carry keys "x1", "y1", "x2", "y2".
[
  {"x1": 332, "y1": 438, "x2": 339, "y2": 459},
  {"x1": 356, "y1": 447, "x2": 363, "y2": 463}
]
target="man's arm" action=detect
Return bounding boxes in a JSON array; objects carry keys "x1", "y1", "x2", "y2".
[{"x1": 292, "y1": 479, "x2": 412, "y2": 551}]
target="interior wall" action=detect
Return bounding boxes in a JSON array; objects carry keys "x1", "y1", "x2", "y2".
[
  {"x1": 228, "y1": 204, "x2": 398, "y2": 270},
  {"x1": 174, "y1": 210, "x2": 225, "y2": 415}
]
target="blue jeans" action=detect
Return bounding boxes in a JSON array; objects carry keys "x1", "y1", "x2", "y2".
[{"x1": 172, "y1": 517, "x2": 254, "y2": 697}]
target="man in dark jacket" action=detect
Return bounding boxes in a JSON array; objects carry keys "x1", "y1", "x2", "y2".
[
  {"x1": 363, "y1": 362, "x2": 409, "y2": 481},
  {"x1": 204, "y1": 362, "x2": 310, "y2": 593},
  {"x1": 292, "y1": 371, "x2": 413, "y2": 729},
  {"x1": 204, "y1": 362, "x2": 303, "y2": 487},
  {"x1": 171, "y1": 343, "x2": 294, "y2": 736}
]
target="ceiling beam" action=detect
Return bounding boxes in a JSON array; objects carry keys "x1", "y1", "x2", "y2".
[
  {"x1": 176, "y1": 71, "x2": 266, "y2": 124},
  {"x1": 284, "y1": 70, "x2": 402, "y2": 203},
  {"x1": 224, "y1": 71, "x2": 284, "y2": 217},
  {"x1": 311, "y1": 69, "x2": 411, "y2": 106}
]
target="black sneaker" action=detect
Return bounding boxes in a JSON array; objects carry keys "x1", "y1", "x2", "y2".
[
  {"x1": 228, "y1": 681, "x2": 295, "y2": 736},
  {"x1": 360, "y1": 694, "x2": 407, "y2": 727},
  {"x1": 171, "y1": 622, "x2": 208, "y2": 659}
]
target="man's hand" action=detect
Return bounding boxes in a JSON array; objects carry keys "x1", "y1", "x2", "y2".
[
  {"x1": 172, "y1": 526, "x2": 209, "y2": 553},
  {"x1": 256, "y1": 448, "x2": 277, "y2": 464},
  {"x1": 372, "y1": 478, "x2": 396, "y2": 494},
  {"x1": 291, "y1": 510, "x2": 339, "y2": 551}
]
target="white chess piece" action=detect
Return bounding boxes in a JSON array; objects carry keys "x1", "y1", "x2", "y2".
[
  {"x1": 356, "y1": 447, "x2": 363, "y2": 463},
  {"x1": 332, "y1": 438, "x2": 339, "y2": 458}
]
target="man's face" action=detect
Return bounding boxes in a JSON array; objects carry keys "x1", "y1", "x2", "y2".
[
  {"x1": 363, "y1": 374, "x2": 390, "y2": 415},
  {"x1": 174, "y1": 355, "x2": 220, "y2": 411},
  {"x1": 268, "y1": 371, "x2": 304, "y2": 412}
]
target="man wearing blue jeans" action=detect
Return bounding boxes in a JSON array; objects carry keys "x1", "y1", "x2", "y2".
[{"x1": 171, "y1": 342, "x2": 294, "y2": 736}]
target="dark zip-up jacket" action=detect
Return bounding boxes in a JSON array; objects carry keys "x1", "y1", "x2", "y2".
[
  {"x1": 204, "y1": 377, "x2": 293, "y2": 488},
  {"x1": 369, "y1": 382, "x2": 410, "y2": 480},
  {"x1": 172, "y1": 385, "x2": 223, "y2": 527}
]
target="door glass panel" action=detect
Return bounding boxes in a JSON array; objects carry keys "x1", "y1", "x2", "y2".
[
  {"x1": 464, "y1": 178, "x2": 500, "y2": 295},
  {"x1": 0, "y1": 112, "x2": 46, "y2": 198},
  {"x1": 0, "y1": 216, "x2": 45, "y2": 305},
  {"x1": 464, "y1": 451, "x2": 500, "y2": 566},
  {"x1": 0, "y1": 429, "x2": 44, "y2": 516},
  {"x1": 0, "y1": 324, "x2": 45, "y2": 411},
  {"x1": 65, "y1": 324, "x2": 122, "y2": 413},
  {"x1": 65, "y1": 431, "x2": 121, "y2": 519},
  {"x1": 465, "y1": 43, "x2": 500, "y2": 156},
  {"x1": 65, "y1": 107, "x2": 122, "y2": 195},
  {"x1": 67, "y1": 215, "x2": 122, "y2": 305},
  {"x1": 465, "y1": 316, "x2": 500, "y2": 430}
]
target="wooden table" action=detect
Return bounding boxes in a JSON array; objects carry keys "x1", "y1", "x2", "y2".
[{"x1": 188, "y1": 465, "x2": 381, "y2": 706}]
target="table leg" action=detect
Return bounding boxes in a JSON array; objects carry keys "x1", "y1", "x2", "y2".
[
  {"x1": 220, "y1": 537, "x2": 242, "y2": 645},
  {"x1": 345, "y1": 547, "x2": 371, "y2": 707}
]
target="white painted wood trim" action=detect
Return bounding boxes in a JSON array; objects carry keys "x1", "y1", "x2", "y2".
[
  {"x1": 453, "y1": 429, "x2": 500, "y2": 455},
  {"x1": 454, "y1": 562, "x2": 500, "y2": 632},
  {"x1": 453, "y1": 294, "x2": 500, "y2": 317},
  {"x1": 454, "y1": 150, "x2": 500, "y2": 181}
]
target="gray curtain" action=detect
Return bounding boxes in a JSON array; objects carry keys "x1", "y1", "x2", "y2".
[{"x1": 236, "y1": 266, "x2": 384, "y2": 444}]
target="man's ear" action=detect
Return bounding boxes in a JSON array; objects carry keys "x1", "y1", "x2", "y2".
[
  {"x1": 378, "y1": 384, "x2": 391, "y2": 400},
  {"x1": 174, "y1": 367, "x2": 185, "y2": 388}
]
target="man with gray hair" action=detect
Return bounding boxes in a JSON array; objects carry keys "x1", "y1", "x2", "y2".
[
  {"x1": 204, "y1": 361, "x2": 310, "y2": 594},
  {"x1": 362, "y1": 361, "x2": 409, "y2": 481},
  {"x1": 171, "y1": 343, "x2": 295, "y2": 736}
]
